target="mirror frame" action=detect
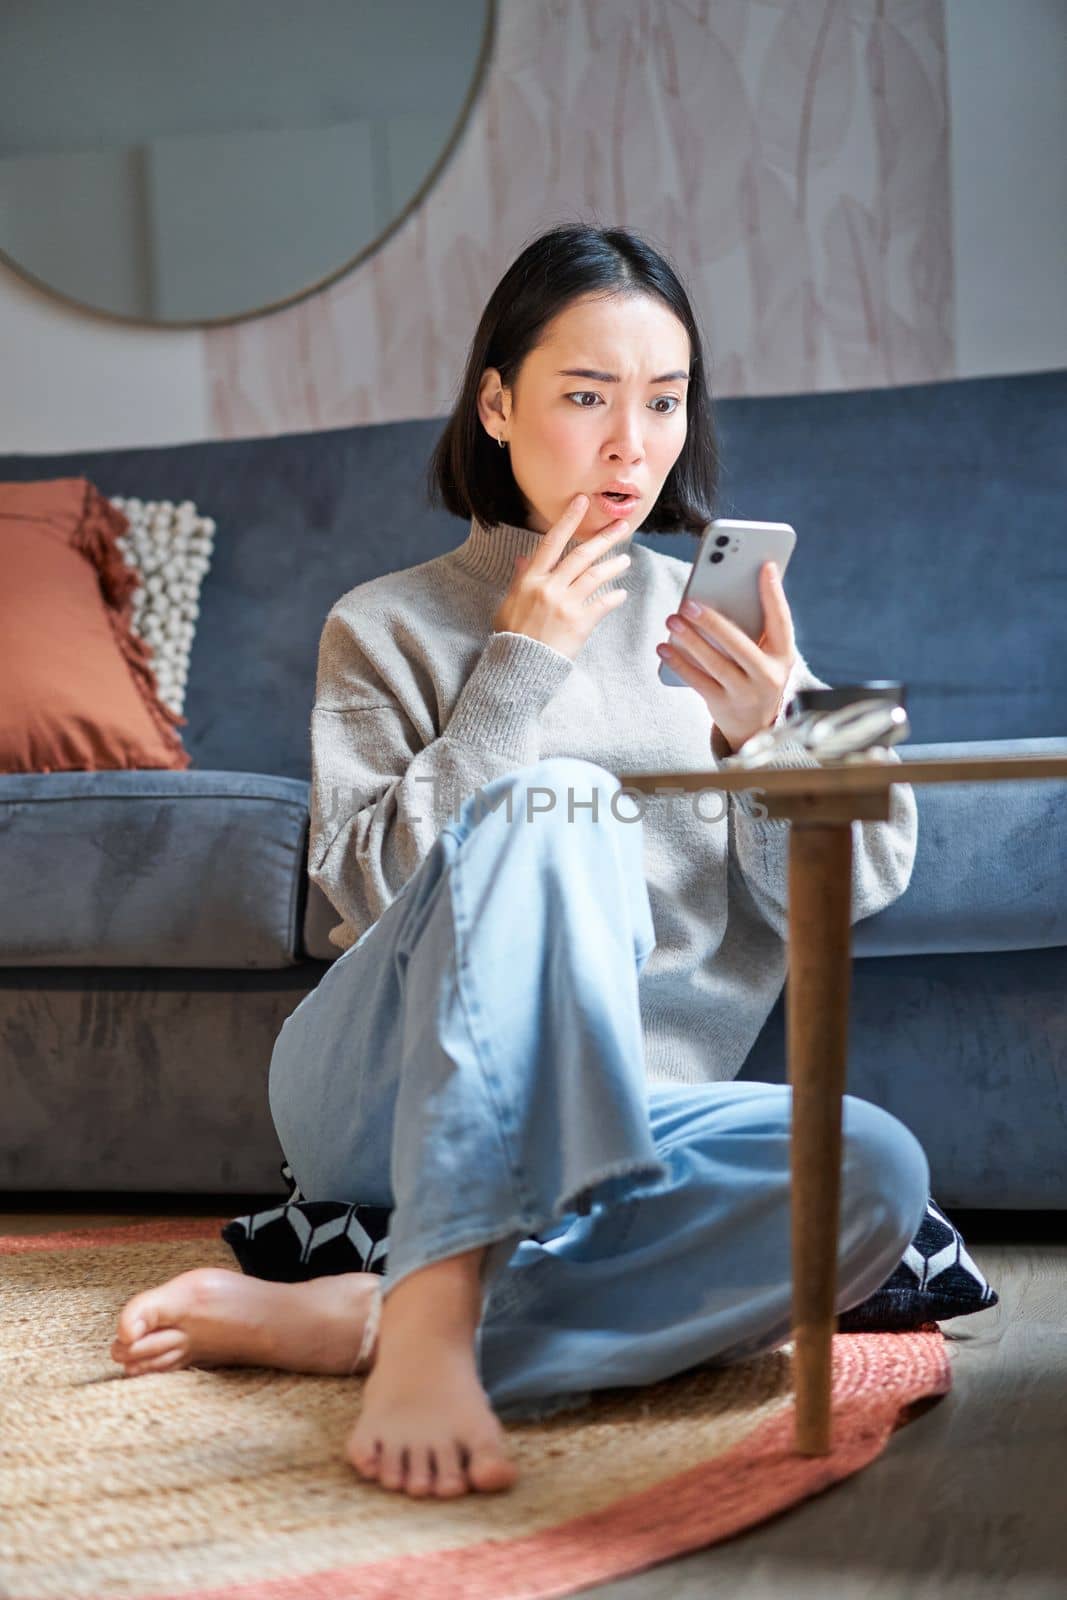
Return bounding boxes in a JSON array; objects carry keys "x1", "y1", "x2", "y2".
[{"x1": 0, "y1": 0, "x2": 497, "y2": 330}]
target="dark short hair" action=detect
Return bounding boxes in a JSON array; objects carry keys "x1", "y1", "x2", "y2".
[{"x1": 426, "y1": 222, "x2": 719, "y2": 535}]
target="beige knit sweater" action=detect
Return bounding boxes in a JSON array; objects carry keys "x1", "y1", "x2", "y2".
[{"x1": 308, "y1": 515, "x2": 918, "y2": 1085}]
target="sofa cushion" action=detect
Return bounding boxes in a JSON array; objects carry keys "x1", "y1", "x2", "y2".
[
  {"x1": 836, "y1": 1194, "x2": 999, "y2": 1332},
  {"x1": 3, "y1": 735, "x2": 1060, "y2": 970},
  {"x1": 0, "y1": 477, "x2": 192, "y2": 774},
  {"x1": 0, "y1": 770, "x2": 310, "y2": 968},
  {"x1": 221, "y1": 1162, "x2": 391, "y2": 1282},
  {"x1": 109, "y1": 493, "x2": 217, "y2": 722},
  {"x1": 853, "y1": 737, "x2": 1067, "y2": 958}
]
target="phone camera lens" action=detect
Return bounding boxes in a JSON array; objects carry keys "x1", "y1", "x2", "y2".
[
  {"x1": 709, "y1": 551, "x2": 724, "y2": 564},
  {"x1": 714, "y1": 535, "x2": 729, "y2": 548}
]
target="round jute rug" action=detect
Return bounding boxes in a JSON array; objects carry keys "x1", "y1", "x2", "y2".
[{"x1": 1, "y1": 1220, "x2": 951, "y2": 1600}]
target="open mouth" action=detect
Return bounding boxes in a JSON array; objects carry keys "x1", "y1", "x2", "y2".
[{"x1": 595, "y1": 490, "x2": 640, "y2": 514}]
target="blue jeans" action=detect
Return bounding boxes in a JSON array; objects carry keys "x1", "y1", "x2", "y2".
[{"x1": 269, "y1": 757, "x2": 930, "y2": 1420}]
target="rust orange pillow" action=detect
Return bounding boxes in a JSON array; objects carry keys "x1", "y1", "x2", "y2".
[{"x1": 0, "y1": 477, "x2": 192, "y2": 772}]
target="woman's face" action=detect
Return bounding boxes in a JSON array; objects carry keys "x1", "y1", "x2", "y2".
[{"x1": 477, "y1": 291, "x2": 691, "y2": 540}]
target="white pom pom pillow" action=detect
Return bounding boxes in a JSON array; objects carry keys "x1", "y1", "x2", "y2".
[{"x1": 109, "y1": 497, "x2": 215, "y2": 719}]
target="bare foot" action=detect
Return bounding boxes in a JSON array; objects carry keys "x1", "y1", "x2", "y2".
[
  {"x1": 345, "y1": 1247, "x2": 518, "y2": 1500},
  {"x1": 110, "y1": 1267, "x2": 381, "y2": 1378}
]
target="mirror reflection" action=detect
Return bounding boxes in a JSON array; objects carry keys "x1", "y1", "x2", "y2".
[{"x1": 0, "y1": 0, "x2": 494, "y2": 326}]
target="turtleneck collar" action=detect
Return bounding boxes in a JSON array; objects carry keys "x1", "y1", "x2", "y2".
[{"x1": 450, "y1": 514, "x2": 636, "y2": 590}]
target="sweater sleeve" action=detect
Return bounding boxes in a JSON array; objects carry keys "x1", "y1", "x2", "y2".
[
  {"x1": 308, "y1": 610, "x2": 574, "y2": 948},
  {"x1": 710, "y1": 651, "x2": 918, "y2": 942}
]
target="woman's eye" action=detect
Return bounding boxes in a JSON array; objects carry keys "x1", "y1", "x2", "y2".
[{"x1": 567, "y1": 392, "x2": 681, "y2": 414}]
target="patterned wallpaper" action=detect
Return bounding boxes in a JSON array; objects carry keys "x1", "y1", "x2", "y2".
[{"x1": 205, "y1": 0, "x2": 953, "y2": 440}]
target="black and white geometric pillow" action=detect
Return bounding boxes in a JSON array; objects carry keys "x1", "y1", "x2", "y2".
[
  {"x1": 222, "y1": 1173, "x2": 998, "y2": 1332},
  {"x1": 836, "y1": 1194, "x2": 999, "y2": 1332},
  {"x1": 220, "y1": 1162, "x2": 391, "y2": 1284}
]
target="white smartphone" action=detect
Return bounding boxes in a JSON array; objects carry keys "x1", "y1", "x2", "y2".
[{"x1": 658, "y1": 518, "x2": 797, "y2": 688}]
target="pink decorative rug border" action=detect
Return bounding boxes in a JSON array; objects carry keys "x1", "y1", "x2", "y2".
[{"x1": 5, "y1": 1222, "x2": 952, "y2": 1600}]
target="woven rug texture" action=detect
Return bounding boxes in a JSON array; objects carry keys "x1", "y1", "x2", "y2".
[{"x1": 0, "y1": 1220, "x2": 952, "y2": 1600}]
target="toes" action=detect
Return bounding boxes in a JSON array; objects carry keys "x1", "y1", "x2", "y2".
[
  {"x1": 116, "y1": 1290, "x2": 163, "y2": 1346},
  {"x1": 466, "y1": 1439, "x2": 518, "y2": 1493},
  {"x1": 405, "y1": 1449, "x2": 435, "y2": 1498},
  {"x1": 344, "y1": 1422, "x2": 514, "y2": 1498},
  {"x1": 122, "y1": 1347, "x2": 187, "y2": 1378},
  {"x1": 113, "y1": 1328, "x2": 186, "y2": 1366},
  {"x1": 151, "y1": 1347, "x2": 188, "y2": 1370},
  {"x1": 432, "y1": 1441, "x2": 467, "y2": 1499},
  {"x1": 115, "y1": 1267, "x2": 234, "y2": 1348},
  {"x1": 378, "y1": 1444, "x2": 406, "y2": 1493},
  {"x1": 346, "y1": 1433, "x2": 382, "y2": 1480}
]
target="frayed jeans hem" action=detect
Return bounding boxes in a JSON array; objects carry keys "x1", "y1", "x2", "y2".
[
  {"x1": 493, "y1": 1386, "x2": 597, "y2": 1425},
  {"x1": 555, "y1": 1154, "x2": 670, "y2": 1221},
  {"x1": 381, "y1": 1155, "x2": 670, "y2": 1307}
]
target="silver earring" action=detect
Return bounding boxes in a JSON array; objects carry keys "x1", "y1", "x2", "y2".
[{"x1": 497, "y1": 435, "x2": 506, "y2": 449}]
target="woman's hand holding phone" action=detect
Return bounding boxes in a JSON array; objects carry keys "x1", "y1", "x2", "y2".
[
  {"x1": 492, "y1": 493, "x2": 631, "y2": 662},
  {"x1": 656, "y1": 562, "x2": 798, "y2": 753}
]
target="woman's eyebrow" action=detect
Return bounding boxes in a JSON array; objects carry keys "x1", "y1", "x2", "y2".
[{"x1": 556, "y1": 367, "x2": 690, "y2": 383}]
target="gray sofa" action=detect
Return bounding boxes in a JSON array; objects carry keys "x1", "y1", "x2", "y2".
[{"x1": 2, "y1": 369, "x2": 1064, "y2": 1204}]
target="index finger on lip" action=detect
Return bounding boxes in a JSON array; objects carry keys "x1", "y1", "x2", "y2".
[
  {"x1": 553, "y1": 493, "x2": 589, "y2": 540},
  {"x1": 529, "y1": 495, "x2": 588, "y2": 572}
]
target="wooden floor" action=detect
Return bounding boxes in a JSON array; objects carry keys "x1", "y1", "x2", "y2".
[{"x1": 4, "y1": 1201, "x2": 1065, "y2": 1599}]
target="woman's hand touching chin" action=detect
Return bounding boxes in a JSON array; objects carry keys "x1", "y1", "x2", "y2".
[{"x1": 656, "y1": 561, "x2": 798, "y2": 755}]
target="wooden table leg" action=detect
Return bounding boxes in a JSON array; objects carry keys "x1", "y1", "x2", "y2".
[{"x1": 787, "y1": 819, "x2": 854, "y2": 1454}]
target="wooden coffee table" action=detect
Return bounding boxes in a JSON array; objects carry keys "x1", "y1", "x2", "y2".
[{"x1": 618, "y1": 749, "x2": 1067, "y2": 1453}]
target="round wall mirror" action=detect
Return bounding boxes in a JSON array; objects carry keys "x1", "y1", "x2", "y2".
[{"x1": 0, "y1": 0, "x2": 495, "y2": 328}]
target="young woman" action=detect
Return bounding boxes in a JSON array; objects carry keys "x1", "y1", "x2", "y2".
[{"x1": 110, "y1": 223, "x2": 927, "y2": 1503}]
